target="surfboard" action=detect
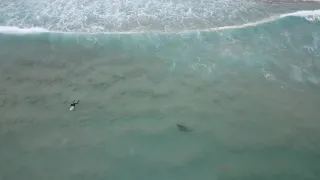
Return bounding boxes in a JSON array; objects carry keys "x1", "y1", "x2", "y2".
[{"x1": 70, "y1": 106, "x2": 74, "y2": 111}]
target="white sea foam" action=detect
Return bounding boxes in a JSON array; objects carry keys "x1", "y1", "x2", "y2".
[
  {"x1": 0, "y1": 0, "x2": 255, "y2": 33},
  {"x1": 0, "y1": 26, "x2": 48, "y2": 34},
  {"x1": 0, "y1": 9, "x2": 319, "y2": 35}
]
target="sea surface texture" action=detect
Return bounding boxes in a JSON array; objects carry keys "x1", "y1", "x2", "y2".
[{"x1": 1, "y1": 0, "x2": 320, "y2": 180}]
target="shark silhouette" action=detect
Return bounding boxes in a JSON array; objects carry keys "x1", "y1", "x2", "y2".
[{"x1": 176, "y1": 124, "x2": 192, "y2": 132}]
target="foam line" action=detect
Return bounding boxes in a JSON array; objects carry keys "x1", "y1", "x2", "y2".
[{"x1": 0, "y1": 9, "x2": 319, "y2": 35}]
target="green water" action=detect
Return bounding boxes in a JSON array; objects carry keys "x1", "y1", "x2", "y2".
[{"x1": 1, "y1": 15, "x2": 320, "y2": 180}]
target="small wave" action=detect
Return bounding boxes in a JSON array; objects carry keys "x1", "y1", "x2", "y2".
[
  {"x1": 206, "y1": 9, "x2": 320, "y2": 32},
  {"x1": 0, "y1": 9, "x2": 319, "y2": 35},
  {"x1": 280, "y1": 9, "x2": 320, "y2": 21}
]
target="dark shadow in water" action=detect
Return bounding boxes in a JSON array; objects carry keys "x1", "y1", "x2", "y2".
[{"x1": 176, "y1": 124, "x2": 192, "y2": 132}]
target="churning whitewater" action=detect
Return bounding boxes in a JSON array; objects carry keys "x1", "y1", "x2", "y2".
[{"x1": 0, "y1": 9, "x2": 320, "y2": 34}]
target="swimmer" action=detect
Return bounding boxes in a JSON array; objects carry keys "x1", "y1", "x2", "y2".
[{"x1": 70, "y1": 100, "x2": 79, "y2": 111}]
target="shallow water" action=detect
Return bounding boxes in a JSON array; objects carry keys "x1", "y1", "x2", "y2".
[{"x1": 1, "y1": 1, "x2": 320, "y2": 180}]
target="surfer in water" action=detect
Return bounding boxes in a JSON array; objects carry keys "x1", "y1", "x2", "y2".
[{"x1": 70, "y1": 100, "x2": 79, "y2": 111}]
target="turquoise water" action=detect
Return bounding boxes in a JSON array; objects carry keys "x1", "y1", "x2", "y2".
[{"x1": 1, "y1": 1, "x2": 320, "y2": 180}]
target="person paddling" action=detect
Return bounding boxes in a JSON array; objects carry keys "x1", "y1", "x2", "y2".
[{"x1": 70, "y1": 100, "x2": 79, "y2": 111}]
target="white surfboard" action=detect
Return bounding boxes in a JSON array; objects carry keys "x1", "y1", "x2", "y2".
[{"x1": 70, "y1": 106, "x2": 74, "y2": 111}]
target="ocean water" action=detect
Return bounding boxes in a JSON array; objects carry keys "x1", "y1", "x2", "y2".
[{"x1": 1, "y1": 0, "x2": 320, "y2": 180}]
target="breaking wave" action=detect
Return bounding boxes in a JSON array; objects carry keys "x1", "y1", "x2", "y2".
[{"x1": 0, "y1": 9, "x2": 319, "y2": 35}]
